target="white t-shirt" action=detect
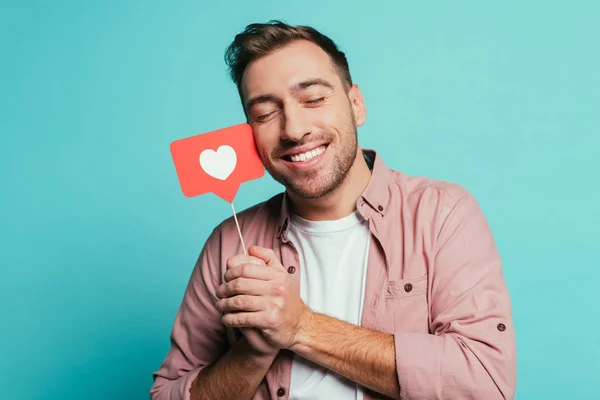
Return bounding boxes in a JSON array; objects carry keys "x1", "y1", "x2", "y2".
[{"x1": 287, "y1": 210, "x2": 371, "y2": 400}]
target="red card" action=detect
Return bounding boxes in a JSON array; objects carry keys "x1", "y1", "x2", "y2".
[{"x1": 170, "y1": 123, "x2": 265, "y2": 202}]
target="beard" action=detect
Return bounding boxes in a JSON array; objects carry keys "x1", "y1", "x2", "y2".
[{"x1": 263, "y1": 121, "x2": 358, "y2": 200}]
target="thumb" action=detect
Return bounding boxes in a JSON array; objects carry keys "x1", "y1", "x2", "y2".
[{"x1": 248, "y1": 246, "x2": 284, "y2": 270}]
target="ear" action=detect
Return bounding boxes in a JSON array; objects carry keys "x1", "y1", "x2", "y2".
[{"x1": 347, "y1": 84, "x2": 367, "y2": 126}]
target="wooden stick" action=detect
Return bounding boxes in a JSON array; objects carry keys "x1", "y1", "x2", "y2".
[{"x1": 230, "y1": 202, "x2": 247, "y2": 255}]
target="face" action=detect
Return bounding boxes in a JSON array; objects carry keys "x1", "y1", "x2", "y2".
[{"x1": 241, "y1": 40, "x2": 366, "y2": 199}]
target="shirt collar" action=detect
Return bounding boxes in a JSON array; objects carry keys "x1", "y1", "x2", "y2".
[
  {"x1": 357, "y1": 148, "x2": 392, "y2": 218},
  {"x1": 277, "y1": 149, "x2": 392, "y2": 240}
]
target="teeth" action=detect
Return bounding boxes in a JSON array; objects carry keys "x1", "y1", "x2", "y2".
[{"x1": 290, "y1": 146, "x2": 325, "y2": 162}]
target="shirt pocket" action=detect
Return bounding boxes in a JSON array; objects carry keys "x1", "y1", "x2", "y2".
[{"x1": 385, "y1": 274, "x2": 430, "y2": 333}]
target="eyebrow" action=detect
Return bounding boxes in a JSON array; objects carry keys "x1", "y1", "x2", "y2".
[
  {"x1": 290, "y1": 78, "x2": 334, "y2": 93},
  {"x1": 245, "y1": 78, "x2": 334, "y2": 111}
]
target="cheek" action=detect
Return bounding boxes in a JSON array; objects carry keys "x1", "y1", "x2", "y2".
[
  {"x1": 312, "y1": 104, "x2": 343, "y2": 130},
  {"x1": 252, "y1": 129, "x2": 278, "y2": 158}
]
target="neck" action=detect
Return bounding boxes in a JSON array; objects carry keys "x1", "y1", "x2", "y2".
[{"x1": 287, "y1": 148, "x2": 372, "y2": 221}]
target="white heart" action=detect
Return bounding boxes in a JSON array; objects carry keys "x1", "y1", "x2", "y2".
[{"x1": 199, "y1": 145, "x2": 237, "y2": 180}]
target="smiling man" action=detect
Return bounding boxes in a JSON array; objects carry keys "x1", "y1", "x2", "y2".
[{"x1": 150, "y1": 21, "x2": 517, "y2": 400}]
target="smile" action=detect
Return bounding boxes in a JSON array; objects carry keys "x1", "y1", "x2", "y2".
[{"x1": 286, "y1": 145, "x2": 327, "y2": 163}]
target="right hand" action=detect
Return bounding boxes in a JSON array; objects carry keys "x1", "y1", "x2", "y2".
[{"x1": 223, "y1": 253, "x2": 279, "y2": 356}]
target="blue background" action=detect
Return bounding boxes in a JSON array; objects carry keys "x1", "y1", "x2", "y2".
[{"x1": 1, "y1": 1, "x2": 598, "y2": 399}]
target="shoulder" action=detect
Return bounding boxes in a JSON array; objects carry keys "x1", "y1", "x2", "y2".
[
  {"x1": 385, "y1": 168, "x2": 482, "y2": 233},
  {"x1": 388, "y1": 168, "x2": 475, "y2": 207}
]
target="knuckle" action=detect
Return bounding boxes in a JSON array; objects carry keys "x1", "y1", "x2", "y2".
[
  {"x1": 226, "y1": 257, "x2": 237, "y2": 270},
  {"x1": 267, "y1": 311, "x2": 278, "y2": 327},
  {"x1": 233, "y1": 296, "x2": 245, "y2": 307},
  {"x1": 251, "y1": 256, "x2": 264, "y2": 265},
  {"x1": 273, "y1": 297, "x2": 284, "y2": 309},
  {"x1": 279, "y1": 284, "x2": 286, "y2": 295},
  {"x1": 241, "y1": 296, "x2": 253, "y2": 306},
  {"x1": 224, "y1": 270, "x2": 234, "y2": 282},
  {"x1": 272, "y1": 283, "x2": 286, "y2": 297}
]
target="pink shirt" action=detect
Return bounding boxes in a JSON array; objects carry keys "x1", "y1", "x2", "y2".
[{"x1": 150, "y1": 150, "x2": 516, "y2": 399}]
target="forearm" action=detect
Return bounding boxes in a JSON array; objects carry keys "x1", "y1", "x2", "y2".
[
  {"x1": 290, "y1": 312, "x2": 399, "y2": 399},
  {"x1": 190, "y1": 337, "x2": 277, "y2": 400}
]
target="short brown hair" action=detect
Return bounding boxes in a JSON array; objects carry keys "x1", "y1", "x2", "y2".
[{"x1": 224, "y1": 20, "x2": 353, "y2": 101}]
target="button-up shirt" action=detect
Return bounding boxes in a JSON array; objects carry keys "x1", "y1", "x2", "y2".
[{"x1": 150, "y1": 149, "x2": 517, "y2": 399}]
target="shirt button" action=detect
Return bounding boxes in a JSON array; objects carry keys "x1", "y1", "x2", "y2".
[
  {"x1": 277, "y1": 387, "x2": 286, "y2": 397},
  {"x1": 378, "y1": 205, "x2": 384, "y2": 211},
  {"x1": 497, "y1": 323, "x2": 506, "y2": 332},
  {"x1": 404, "y1": 283, "x2": 413, "y2": 292},
  {"x1": 287, "y1": 266, "x2": 296, "y2": 274}
]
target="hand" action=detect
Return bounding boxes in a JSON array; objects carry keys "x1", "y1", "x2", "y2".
[
  {"x1": 216, "y1": 246, "x2": 313, "y2": 350},
  {"x1": 214, "y1": 254, "x2": 278, "y2": 356}
]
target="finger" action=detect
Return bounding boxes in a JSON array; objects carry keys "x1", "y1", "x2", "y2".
[
  {"x1": 224, "y1": 262, "x2": 277, "y2": 283},
  {"x1": 226, "y1": 254, "x2": 265, "y2": 270},
  {"x1": 216, "y1": 295, "x2": 264, "y2": 313},
  {"x1": 217, "y1": 278, "x2": 273, "y2": 298},
  {"x1": 248, "y1": 246, "x2": 285, "y2": 271},
  {"x1": 222, "y1": 311, "x2": 273, "y2": 329}
]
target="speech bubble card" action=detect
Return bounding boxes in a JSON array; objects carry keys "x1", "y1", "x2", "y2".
[{"x1": 170, "y1": 123, "x2": 265, "y2": 203}]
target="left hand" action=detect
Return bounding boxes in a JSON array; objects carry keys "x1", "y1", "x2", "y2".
[{"x1": 216, "y1": 246, "x2": 313, "y2": 350}]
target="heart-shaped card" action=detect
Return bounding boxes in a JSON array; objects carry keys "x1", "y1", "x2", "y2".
[{"x1": 170, "y1": 123, "x2": 265, "y2": 203}]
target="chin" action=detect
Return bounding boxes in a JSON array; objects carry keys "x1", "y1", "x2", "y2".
[
  {"x1": 286, "y1": 178, "x2": 339, "y2": 200},
  {"x1": 266, "y1": 149, "x2": 351, "y2": 200}
]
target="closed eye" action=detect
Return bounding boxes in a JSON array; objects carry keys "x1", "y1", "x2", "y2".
[
  {"x1": 305, "y1": 97, "x2": 325, "y2": 105},
  {"x1": 255, "y1": 111, "x2": 275, "y2": 122}
]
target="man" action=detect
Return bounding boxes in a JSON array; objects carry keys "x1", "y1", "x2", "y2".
[{"x1": 150, "y1": 20, "x2": 516, "y2": 400}]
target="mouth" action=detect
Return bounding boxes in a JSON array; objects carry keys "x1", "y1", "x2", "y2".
[
  {"x1": 279, "y1": 144, "x2": 329, "y2": 172},
  {"x1": 282, "y1": 144, "x2": 327, "y2": 163}
]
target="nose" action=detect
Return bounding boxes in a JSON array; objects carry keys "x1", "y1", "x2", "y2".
[{"x1": 281, "y1": 103, "x2": 311, "y2": 142}]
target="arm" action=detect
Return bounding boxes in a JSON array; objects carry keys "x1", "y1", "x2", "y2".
[
  {"x1": 292, "y1": 191, "x2": 516, "y2": 399},
  {"x1": 190, "y1": 337, "x2": 277, "y2": 400},
  {"x1": 290, "y1": 312, "x2": 399, "y2": 399},
  {"x1": 217, "y1": 247, "x2": 398, "y2": 398},
  {"x1": 390, "y1": 191, "x2": 516, "y2": 399},
  {"x1": 150, "y1": 229, "x2": 274, "y2": 400}
]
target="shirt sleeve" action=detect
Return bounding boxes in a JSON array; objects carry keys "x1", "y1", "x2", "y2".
[
  {"x1": 393, "y1": 190, "x2": 517, "y2": 399},
  {"x1": 150, "y1": 228, "x2": 228, "y2": 400}
]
